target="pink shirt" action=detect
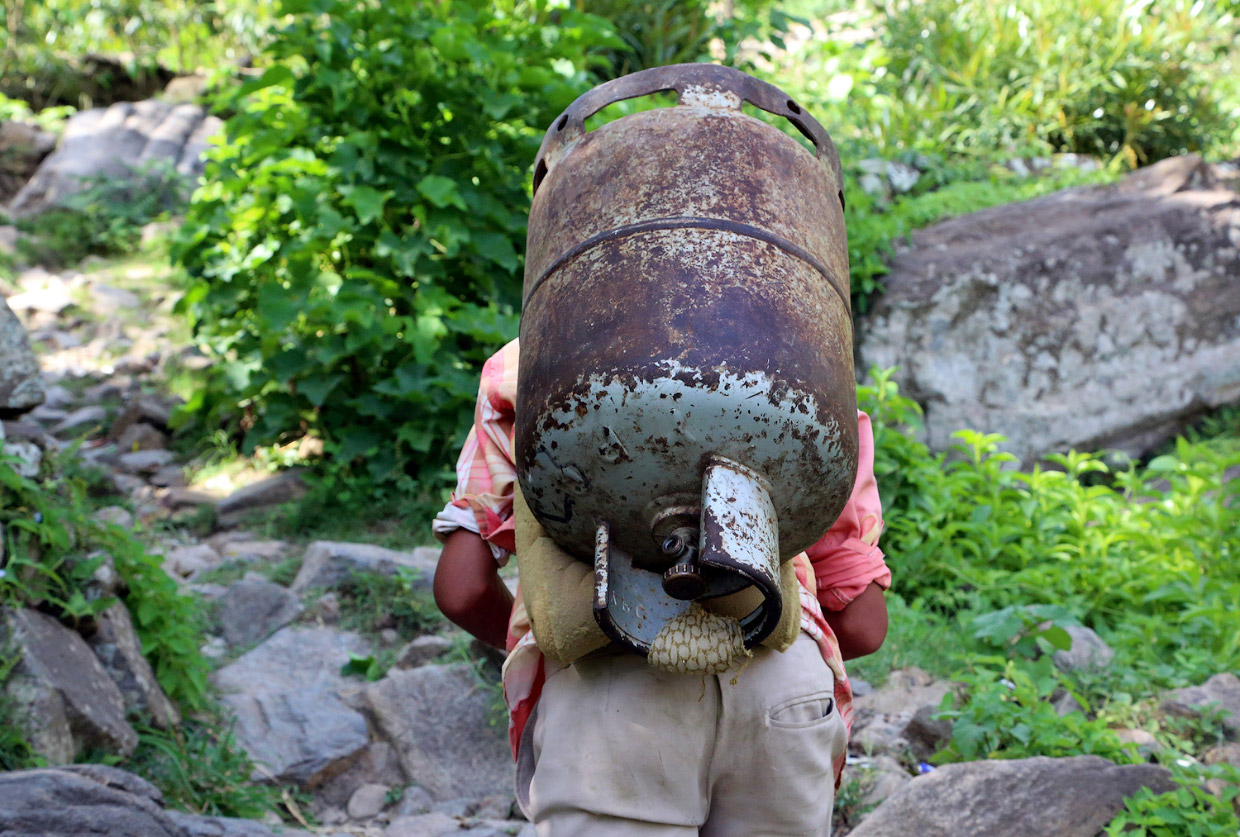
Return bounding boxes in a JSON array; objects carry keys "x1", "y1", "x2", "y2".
[{"x1": 434, "y1": 339, "x2": 891, "y2": 783}]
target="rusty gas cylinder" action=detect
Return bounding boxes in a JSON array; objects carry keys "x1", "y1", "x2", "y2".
[{"x1": 516, "y1": 64, "x2": 857, "y2": 651}]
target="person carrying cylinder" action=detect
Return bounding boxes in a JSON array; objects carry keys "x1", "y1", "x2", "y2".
[{"x1": 433, "y1": 64, "x2": 891, "y2": 836}]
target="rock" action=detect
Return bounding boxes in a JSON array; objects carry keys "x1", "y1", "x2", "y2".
[
  {"x1": 905, "y1": 704, "x2": 953, "y2": 760},
  {"x1": 362, "y1": 664, "x2": 512, "y2": 801},
  {"x1": 165, "y1": 809, "x2": 304, "y2": 837},
  {"x1": 395, "y1": 635, "x2": 453, "y2": 670},
  {"x1": 857, "y1": 155, "x2": 1240, "y2": 463},
  {"x1": 51, "y1": 405, "x2": 109, "y2": 435},
  {"x1": 150, "y1": 464, "x2": 187, "y2": 487},
  {"x1": 91, "y1": 283, "x2": 142, "y2": 313},
  {"x1": 315, "y1": 740, "x2": 405, "y2": 811},
  {"x1": 471, "y1": 794, "x2": 516, "y2": 820},
  {"x1": 861, "y1": 755, "x2": 912, "y2": 807},
  {"x1": 1203, "y1": 743, "x2": 1240, "y2": 815},
  {"x1": 86, "y1": 601, "x2": 181, "y2": 729},
  {"x1": 1, "y1": 433, "x2": 42, "y2": 476},
  {"x1": 0, "y1": 295, "x2": 45, "y2": 414},
  {"x1": 7, "y1": 267, "x2": 74, "y2": 315},
  {"x1": 347, "y1": 783, "x2": 392, "y2": 820},
  {"x1": 0, "y1": 224, "x2": 16, "y2": 255},
  {"x1": 0, "y1": 764, "x2": 301, "y2": 837},
  {"x1": 0, "y1": 121, "x2": 56, "y2": 204},
  {"x1": 8, "y1": 100, "x2": 223, "y2": 217},
  {"x1": 164, "y1": 487, "x2": 217, "y2": 509},
  {"x1": 93, "y1": 505, "x2": 135, "y2": 529},
  {"x1": 216, "y1": 470, "x2": 308, "y2": 526},
  {"x1": 116, "y1": 421, "x2": 169, "y2": 451},
  {"x1": 109, "y1": 393, "x2": 177, "y2": 437},
  {"x1": 385, "y1": 813, "x2": 462, "y2": 837},
  {"x1": 219, "y1": 540, "x2": 289, "y2": 562},
  {"x1": 848, "y1": 756, "x2": 1175, "y2": 837},
  {"x1": 216, "y1": 574, "x2": 304, "y2": 648},
  {"x1": 850, "y1": 668, "x2": 953, "y2": 755},
  {"x1": 1162, "y1": 672, "x2": 1240, "y2": 736},
  {"x1": 213, "y1": 626, "x2": 371, "y2": 787},
  {"x1": 1115, "y1": 728, "x2": 1161, "y2": 759},
  {"x1": 309, "y1": 592, "x2": 343, "y2": 624},
  {"x1": 165, "y1": 543, "x2": 223, "y2": 577},
  {"x1": 0, "y1": 607, "x2": 138, "y2": 759},
  {"x1": 164, "y1": 75, "x2": 209, "y2": 103},
  {"x1": 390, "y1": 785, "x2": 435, "y2": 818},
  {"x1": 1051, "y1": 625, "x2": 1115, "y2": 672},
  {"x1": 1052, "y1": 691, "x2": 1086, "y2": 717},
  {"x1": 293, "y1": 541, "x2": 438, "y2": 594},
  {"x1": 119, "y1": 448, "x2": 176, "y2": 473}
]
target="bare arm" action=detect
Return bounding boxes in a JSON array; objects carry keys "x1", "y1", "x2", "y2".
[
  {"x1": 823, "y1": 581, "x2": 888, "y2": 660},
  {"x1": 433, "y1": 529, "x2": 514, "y2": 650}
]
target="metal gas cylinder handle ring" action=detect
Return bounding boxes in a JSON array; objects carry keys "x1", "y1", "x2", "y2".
[{"x1": 531, "y1": 63, "x2": 845, "y2": 205}]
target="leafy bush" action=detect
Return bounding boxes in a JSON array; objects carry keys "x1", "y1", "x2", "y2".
[
  {"x1": 786, "y1": 0, "x2": 1239, "y2": 166},
  {"x1": 0, "y1": 446, "x2": 210, "y2": 710},
  {"x1": 174, "y1": 0, "x2": 622, "y2": 490},
  {"x1": 858, "y1": 369, "x2": 1240, "y2": 684}
]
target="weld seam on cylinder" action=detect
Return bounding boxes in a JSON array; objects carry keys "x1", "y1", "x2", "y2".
[{"x1": 523, "y1": 216, "x2": 850, "y2": 313}]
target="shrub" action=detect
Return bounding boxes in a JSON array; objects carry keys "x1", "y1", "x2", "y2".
[
  {"x1": 875, "y1": 0, "x2": 1236, "y2": 165},
  {"x1": 173, "y1": 0, "x2": 623, "y2": 490}
]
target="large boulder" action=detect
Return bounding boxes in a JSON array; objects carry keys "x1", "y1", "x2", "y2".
[
  {"x1": 0, "y1": 121, "x2": 56, "y2": 206},
  {"x1": 360, "y1": 664, "x2": 512, "y2": 802},
  {"x1": 212, "y1": 625, "x2": 372, "y2": 788},
  {"x1": 0, "y1": 294, "x2": 45, "y2": 415},
  {"x1": 857, "y1": 155, "x2": 1240, "y2": 463},
  {"x1": 0, "y1": 764, "x2": 304, "y2": 837},
  {"x1": 849, "y1": 755, "x2": 1175, "y2": 837},
  {"x1": 1162, "y1": 672, "x2": 1240, "y2": 737},
  {"x1": 7, "y1": 100, "x2": 221, "y2": 217},
  {"x1": 0, "y1": 606, "x2": 138, "y2": 760},
  {"x1": 291, "y1": 541, "x2": 438, "y2": 594}
]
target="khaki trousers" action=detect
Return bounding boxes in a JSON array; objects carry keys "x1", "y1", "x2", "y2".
[{"x1": 516, "y1": 632, "x2": 846, "y2": 836}]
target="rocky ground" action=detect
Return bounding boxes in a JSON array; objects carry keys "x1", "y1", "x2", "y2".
[{"x1": 0, "y1": 247, "x2": 528, "y2": 836}]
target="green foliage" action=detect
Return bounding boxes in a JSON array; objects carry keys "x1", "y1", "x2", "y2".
[
  {"x1": 174, "y1": 0, "x2": 623, "y2": 489},
  {"x1": 783, "y1": 0, "x2": 1239, "y2": 166},
  {"x1": 0, "y1": 647, "x2": 39, "y2": 770},
  {"x1": 16, "y1": 161, "x2": 189, "y2": 268},
  {"x1": 128, "y1": 719, "x2": 289, "y2": 818},
  {"x1": 934, "y1": 658, "x2": 1131, "y2": 763},
  {"x1": 0, "y1": 445, "x2": 210, "y2": 710},
  {"x1": 1105, "y1": 764, "x2": 1240, "y2": 835},
  {"x1": 328, "y1": 568, "x2": 443, "y2": 640},
  {"x1": 858, "y1": 369, "x2": 1240, "y2": 687}
]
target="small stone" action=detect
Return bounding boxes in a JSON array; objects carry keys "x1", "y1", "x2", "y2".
[
  {"x1": 118, "y1": 449, "x2": 176, "y2": 474},
  {"x1": 309, "y1": 592, "x2": 342, "y2": 624},
  {"x1": 149, "y1": 465, "x2": 186, "y2": 488},
  {"x1": 165, "y1": 543, "x2": 222, "y2": 577},
  {"x1": 861, "y1": 755, "x2": 912, "y2": 807},
  {"x1": 217, "y1": 574, "x2": 303, "y2": 648},
  {"x1": 52, "y1": 406, "x2": 108, "y2": 436},
  {"x1": 115, "y1": 422, "x2": 168, "y2": 452},
  {"x1": 432, "y1": 798, "x2": 471, "y2": 817},
  {"x1": 215, "y1": 470, "x2": 308, "y2": 526},
  {"x1": 92, "y1": 506, "x2": 134, "y2": 529},
  {"x1": 1053, "y1": 692, "x2": 1086, "y2": 717},
  {"x1": 1052, "y1": 625, "x2": 1115, "y2": 672},
  {"x1": 1115, "y1": 728, "x2": 1161, "y2": 759},
  {"x1": 471, "y1": 794, "x2": 515, "y2": 820},
  {"x1": 347, "y1": 783, "x2": 391, "y2": 820},
  {"x1": 905, "y1": 704, "x2": 953, "y2": 760},
  {"x1": 91, "y1": 284, "x2": 142, "y2": 314},
  {"x1": 379, "y1": 628, "x2": 401, "y2": 647},
  {"x1": 385, "y1": 813, "x2": 459, "y2": 837},
  {"x1": 292, "y1": 541, "x2": 438, "y2": 594},
  {"x1": 851, "y1": 677, "x2": 873, "y2": 697},
  {"x1": 163, "y1": 487, "x2": 216, "y2": 509},
  {"x1": 1163, "y1": 673, "x2": 1240, "y2": 736},
  {"x1": 395, "y1": 636, "x2": 453, "y2": 670},
  {"x1": 219, "y1": 540, "x2": 289, "y2": 562},
  {"x1": 391, "y1": 785, "x2": 435, "y2": 818}
]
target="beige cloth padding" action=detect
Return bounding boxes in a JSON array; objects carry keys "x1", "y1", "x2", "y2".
[{"x1": 514, "y1": 486, "x2": 801, "y2": 664}]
